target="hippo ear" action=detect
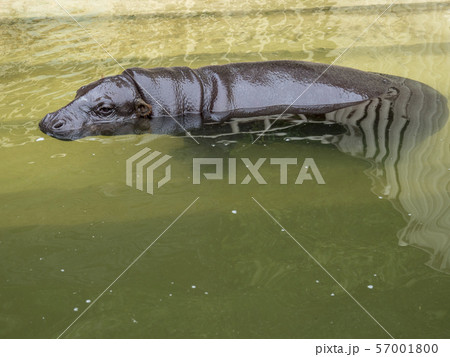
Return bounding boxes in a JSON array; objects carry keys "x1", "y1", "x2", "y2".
[
  {"x1": 75, "y1": 86, "x2": 86, "y2": 99},
  {"x1": 135, "y1": 98, "x2": 152, "y2": 117}
]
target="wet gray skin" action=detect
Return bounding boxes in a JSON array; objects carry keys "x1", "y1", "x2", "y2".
[{"x1": 39, "y1": 60, "x2": 396, "y2": 140}]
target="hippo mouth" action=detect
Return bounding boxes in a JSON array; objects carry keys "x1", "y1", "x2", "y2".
[
  {"x1": 39, "y1": 129, "x2": 81, "y2": 141},
  {"x1": 39, "y1": 121, "x2": 115, "y2": 140},
  {"x1": 39, "y1": 113, "x2": 144, "y2": 140}
]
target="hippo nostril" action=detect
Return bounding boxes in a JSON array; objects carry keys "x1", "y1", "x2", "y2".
[{"x1": 53, "y1": 120, "x2": 65, "y2": 130}]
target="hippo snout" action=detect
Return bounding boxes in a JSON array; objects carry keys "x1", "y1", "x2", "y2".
[{"x1": 39, "y1": 112, "x2": 82, "y2": 140}]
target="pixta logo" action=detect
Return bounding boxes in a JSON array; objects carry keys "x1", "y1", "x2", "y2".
[
  {"x1": 126, "y1": 148, "x2": 172, "y2": 195},
  {"x1": 126, "y1": 148, "x2": 325, "y2": 195}
]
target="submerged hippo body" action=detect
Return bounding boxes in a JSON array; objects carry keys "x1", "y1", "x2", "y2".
[{"x1": 39, "y1": 60, "x2": 398, "y2": 140}]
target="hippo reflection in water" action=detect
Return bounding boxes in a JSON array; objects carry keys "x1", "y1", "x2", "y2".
[
  {"x1": 297, "y1": 75, "x2": 449, "y2": 273},
  {"x1": 40, "y1": 60, "x2": 400, "y2": 140}
]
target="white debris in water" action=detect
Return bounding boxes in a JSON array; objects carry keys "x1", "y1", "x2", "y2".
[
  {"x1": 50, "y1": 153, "x2": 66, "y2": 159},
  {"x1": 169, "y1": 293, "x2": 172, "y2": 297},
  {"x1": 373, "y1": 274, "x2": 377, "y2": 277},
  {"x1": 281, "y1": 228, "x2": 285, "y2": 232},
  {"x1": 36, "y1": 137, "x2": 44, "y2": 142},
  {"x1": 39, "y1": 257, "x2": 43, "y2": 261},
  {"x1": 42, "y1": 316, "x2": 45, "y2": 320},
  {"x1": 86, "y1": 299, "x2": 91, "y2": 304},
  {"x1": 204, "y1": 292, "x2": 208, "y2": 295},
  {"x1": 109, "y1": 290, "x2": 113, "y2": 293},
  {"x1": 60, "y1": 269, "x2": 64, "y2": 272},
  {"x1": 171, "y1": 282, "x2": 174, "y2": 285},
  {"x1": 378, "y1": 196, "x2": 383, "y2": 199},
  {"x1": 231, "y1": 210, "x2": 237, "y2": 214},
  {"x1": 73, "y1": 307, "x2": 79, "y2": 312},
  {"x1": 131, "y1": 318, "x2": 138, "y2": 324},
  {"x1": 408, "y1": 213, "x2": 412, "y2": 216},
  {"x1": 330, "y1": 293, "x2": 335, "y2": 296},
  {"x1": 315, "y1": 280, "x2": 319, "y2": 283},
  {"x1": 191, "y1": 285, "x2": 196, "y2": 289},
  {"x1": 367, "y1": 285, "x2": 374, "y2": 289}
]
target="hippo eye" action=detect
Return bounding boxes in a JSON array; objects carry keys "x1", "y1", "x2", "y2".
[{"x1": 96, "y1": 105, "x2": 114, "y2": 116}]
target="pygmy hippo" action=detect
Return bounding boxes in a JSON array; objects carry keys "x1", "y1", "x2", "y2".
[{"x1": 39, "y1": 60, "x2": 398, "y2": 140}]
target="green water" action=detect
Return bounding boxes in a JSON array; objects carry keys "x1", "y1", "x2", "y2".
[{"x1": 0, "y1": 0, "x2": 449, "y2": 338}]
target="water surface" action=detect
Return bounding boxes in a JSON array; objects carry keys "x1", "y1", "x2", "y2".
[{"x1": 0, "y1": 0, "x2": 449, "y2": 338}]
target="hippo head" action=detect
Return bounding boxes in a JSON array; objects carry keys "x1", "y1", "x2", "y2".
[{"x1": 39, "y1": 74, "x2": 152, "y2": 140}]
